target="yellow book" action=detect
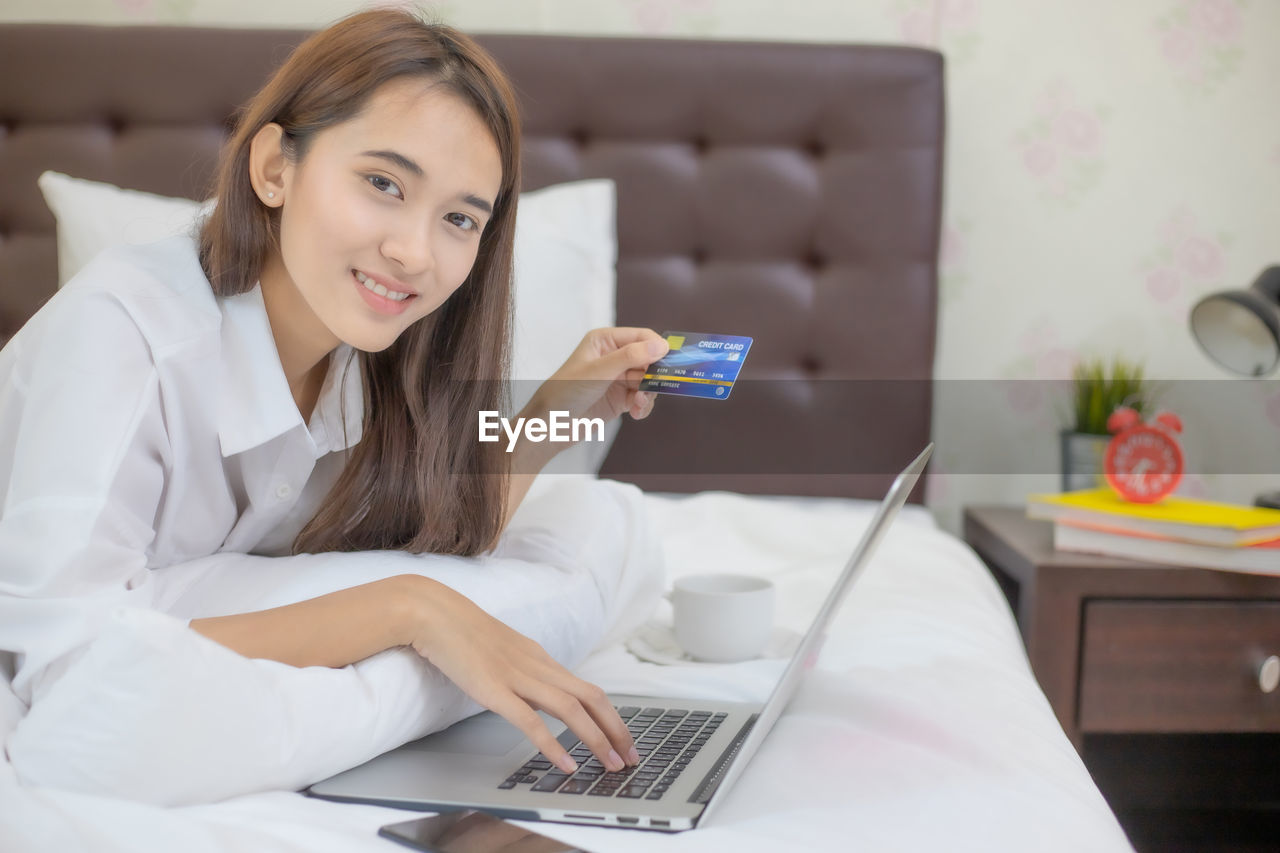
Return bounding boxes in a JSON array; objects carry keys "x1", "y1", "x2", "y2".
[{"x1": 1026, "y1": 488, "x2": 1280, "y2": 547}]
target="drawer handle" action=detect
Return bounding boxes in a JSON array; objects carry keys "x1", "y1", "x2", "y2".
[{"x1": 1260, "y1": 655, "x2": 1280, "y2": 694}]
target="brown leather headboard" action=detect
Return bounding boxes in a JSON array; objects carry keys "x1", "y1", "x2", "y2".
[{"x1": 0, "y1": 25, "x2": 943, "y2": 500}]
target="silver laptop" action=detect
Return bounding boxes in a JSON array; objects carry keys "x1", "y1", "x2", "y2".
[{"x1": 308, "y1": 443, "x2": 933, "y2": 832}]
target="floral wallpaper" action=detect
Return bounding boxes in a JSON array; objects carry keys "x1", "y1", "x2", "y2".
[
  {"x1": 1014, "y1": 83, "x2": 1109, "y2": 207},
  {"x1": 5, "y1": 0, "x2": 1279, "y2": 529},
  {"x1": 1158, "y1": 0, "x2": 1246, "y2": 96}
]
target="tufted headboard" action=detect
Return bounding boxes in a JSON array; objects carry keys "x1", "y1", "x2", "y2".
[{"x1": 0, "y1": 24, "x2": 943, "y2": 500}]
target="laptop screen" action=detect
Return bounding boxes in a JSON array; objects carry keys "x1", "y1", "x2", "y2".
[{"x1": 697, "y1": 443, "x2": 933, "y2": 824}]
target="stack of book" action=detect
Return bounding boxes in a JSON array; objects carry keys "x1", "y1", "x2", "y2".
[{"x1": 1026, "y1": 488, "x2": 1280, "y2": 575}]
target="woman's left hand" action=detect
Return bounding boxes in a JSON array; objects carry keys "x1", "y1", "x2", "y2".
[{"x1": 525, "y1": 327, "x2": 669, "y2": 428}]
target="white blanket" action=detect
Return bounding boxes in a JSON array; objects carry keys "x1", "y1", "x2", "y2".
[{"x1": 0, "y1": 480, "x2": 1132, "y2": 852}]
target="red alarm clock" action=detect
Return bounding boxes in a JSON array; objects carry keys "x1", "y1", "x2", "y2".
[{"x1": 1104, "y1": 407, "x2": 1184, "y2": 503}]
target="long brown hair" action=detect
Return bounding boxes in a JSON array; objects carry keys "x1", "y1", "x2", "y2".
[{"x1": 198, "y1": 8, "x2": 521, "y2": 556}]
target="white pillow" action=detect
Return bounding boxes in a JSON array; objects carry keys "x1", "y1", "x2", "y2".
[
  {"x1": 36, "y1": 172, "x2": 218, "y2": 288},
  {"x1": 36, "y1": 171, "x2": 619, "y2": 472},
  {"x1": 6, "y1": 477, "x2": 663, "y2": 805},
  {"x1": 510, "y1": 180, "x2": 619, "y2": 475}
]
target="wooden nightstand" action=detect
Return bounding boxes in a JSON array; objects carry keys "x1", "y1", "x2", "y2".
[
  {"x1": 964, "y1": 507, "x2": 1280, "y2": 849},
  {"x1": 967, "y1": 507, "x2": 1280, "y2": 845},
  {"x1": 963, "y1": 506, "x2": 1280, "y2": 747}
]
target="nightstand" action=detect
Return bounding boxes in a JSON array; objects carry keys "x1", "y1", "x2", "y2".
[
  {"x1": 963, "y1": 506, "x2": 1280, "y2": 747},
  {"x1": 963, "y1": 506, "x2": 1280, "y2": 849}
]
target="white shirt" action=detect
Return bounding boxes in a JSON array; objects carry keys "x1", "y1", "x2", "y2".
[{"x1": 0, "y1": 233, "x2": 364, "y2": 703}]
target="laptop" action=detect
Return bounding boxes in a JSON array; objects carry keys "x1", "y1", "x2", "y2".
[{"x1": 308, "y1": 443, "x2": 933, "y2": 832}]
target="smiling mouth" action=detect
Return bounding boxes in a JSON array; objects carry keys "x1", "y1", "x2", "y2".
[{"x1": 354, "y1": 269, "x2": 416, "y2": 302}]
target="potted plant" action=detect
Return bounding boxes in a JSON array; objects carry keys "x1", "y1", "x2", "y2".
[{"x1": 1061, "y1": 357, "x2": 1153, "y2": 491}]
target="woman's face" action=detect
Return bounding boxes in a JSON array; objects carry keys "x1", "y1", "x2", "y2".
[{"x1": 263, "y1": 78, "x2": 504, "y2": 356}]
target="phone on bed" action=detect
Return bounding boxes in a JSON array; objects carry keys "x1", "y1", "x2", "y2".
[{"x1": 378, "y1": 810, "x2": 589, "y2": 853}]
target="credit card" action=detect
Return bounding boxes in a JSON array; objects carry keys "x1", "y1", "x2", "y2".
[{"x1": 640, "y1": 331, "x2": 753, "y2": 400}]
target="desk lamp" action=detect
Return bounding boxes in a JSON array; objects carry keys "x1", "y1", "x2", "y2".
[
  {"x1": 1189, "y1": 265, "x2": 1280, "y2": 507},
  {"x1": 1190, "y1": 266, "x2": 1280, "y2": 377}
]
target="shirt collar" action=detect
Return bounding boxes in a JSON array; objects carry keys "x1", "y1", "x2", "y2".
[
  {"x1": 217, "y1": 284, "x2": 364, "y2": 457},
  {"x1": 308, "y1": 345, "x2": 365, "y2": 456}
]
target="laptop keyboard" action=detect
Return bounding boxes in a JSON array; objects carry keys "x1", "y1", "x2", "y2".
[{"x1": 497, "y1": 706, "x2": 725, "y2": 801}]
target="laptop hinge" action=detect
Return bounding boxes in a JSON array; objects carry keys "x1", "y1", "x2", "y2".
[{"x1": 688, "y1": 713, "x2": 758, "y2": 805}]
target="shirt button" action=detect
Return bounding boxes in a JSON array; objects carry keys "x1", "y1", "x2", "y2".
[{"x1": 275, "y1": 484, "x2": 292, "y2": 500}]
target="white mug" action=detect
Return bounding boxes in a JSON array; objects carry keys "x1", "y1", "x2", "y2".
[{"x1": 668, "y1": 573, "x2": 775, "y2": 663}]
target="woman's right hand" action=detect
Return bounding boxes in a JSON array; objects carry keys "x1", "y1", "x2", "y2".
[{"x1": 391, "y1": 574, "x2": 638, "y2": 775}]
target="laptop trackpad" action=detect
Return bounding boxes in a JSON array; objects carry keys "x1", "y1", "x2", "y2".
[{"x1": 403, "y1": 711, "x2": 545, "y2": 756}]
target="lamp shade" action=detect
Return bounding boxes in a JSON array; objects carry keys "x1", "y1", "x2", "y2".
[{"x1": 1189, "y1": 266, "x2": 1280, "y2": 377}]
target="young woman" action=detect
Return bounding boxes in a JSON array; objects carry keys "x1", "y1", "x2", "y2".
[{"x1": 0, "y1": 9, "x2": 667, "y2": 778}]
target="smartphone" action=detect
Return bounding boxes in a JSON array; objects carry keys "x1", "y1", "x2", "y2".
[{"x1": 378, "y1": 810, "x2": 590, "y2": 853}]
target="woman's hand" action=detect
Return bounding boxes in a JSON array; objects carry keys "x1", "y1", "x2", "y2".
[
  {"x1": 494, "y1": 327, "x2": 669, "y2": 543},
  {"x1": 396, "y1": 574, "x2": 638, "y2": 775},
  {"x1": 525, "y1": 327, "x2": 669, "y2": 430}
]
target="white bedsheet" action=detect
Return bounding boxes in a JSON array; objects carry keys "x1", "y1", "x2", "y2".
[{"x1": 0, "y1": 485, "x2": 1133, "y2": 853}]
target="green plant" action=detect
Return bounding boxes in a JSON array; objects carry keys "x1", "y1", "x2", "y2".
[{"x1": 1069, "y1": 357, "x2": 1152, "y2": 435}]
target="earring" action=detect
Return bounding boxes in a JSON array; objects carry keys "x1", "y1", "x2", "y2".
[{"x1": 267, "y1": 192, "x2": 275, "y2": 199}]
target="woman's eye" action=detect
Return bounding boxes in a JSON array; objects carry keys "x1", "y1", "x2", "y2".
[
  {"x1": 446, "y1": 212, "x2": 479, "y2": 232},
  {"x1": 366, "y1": 174, "x2": 402, "y2": 199}
]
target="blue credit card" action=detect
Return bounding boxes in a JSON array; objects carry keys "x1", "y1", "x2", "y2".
[{"x1": 640, "y1": 331, "x2": 753, "y2": 400}]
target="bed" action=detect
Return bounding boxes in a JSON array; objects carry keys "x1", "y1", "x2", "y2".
[{"x1": 0, "y1": 22, "x2": 1132, "y2": 853}]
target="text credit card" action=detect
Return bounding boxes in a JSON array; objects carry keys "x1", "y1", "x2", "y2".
[{"x1": 640, "y1": 331, "x2": 753, "y2": 400}]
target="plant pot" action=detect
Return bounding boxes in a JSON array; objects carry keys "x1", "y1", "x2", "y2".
[{"x1": 1060, "y1": 430, "x2": 1110, "y2": 492}]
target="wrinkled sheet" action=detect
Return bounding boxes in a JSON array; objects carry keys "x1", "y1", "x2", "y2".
[{"x1": 0, "y1": 485, "x2": 1133, "y2": 853}]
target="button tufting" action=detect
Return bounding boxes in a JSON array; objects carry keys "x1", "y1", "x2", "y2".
[
  {"x1": 692, "y1": 137, "x2": 710, "y2": 154},
  {"x1": 570, "y1": 129, "x2": 590, "y2": 147},
  {"x1": 805, "y1": 251, "x2": 825, "y2": 269},
  {"x1": 105, "y1": 115, "x2": 127, "y2": 134},
  {"x1": 690, "y1": 248, "x2": 708, "y2": 265},
  {"x1": 799, "y1": 355, "x2": 823, "y2": 375},
  {"x1": 805, "y1": 140, "x2": 826, "y2": 158}
]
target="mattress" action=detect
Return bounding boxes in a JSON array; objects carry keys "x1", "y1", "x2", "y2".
[{"x1": 0, "y1": 486, "x2": 1133, "y2": 853}]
